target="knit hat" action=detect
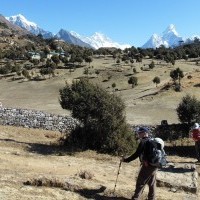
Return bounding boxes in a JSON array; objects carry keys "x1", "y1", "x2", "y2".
[{"x1": 137, "y1": 127, "x2": 149, "y2": 134}]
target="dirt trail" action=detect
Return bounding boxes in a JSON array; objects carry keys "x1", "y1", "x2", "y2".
[{"x1": 0, "y1": 125, "x2": 199, "y2": 200}]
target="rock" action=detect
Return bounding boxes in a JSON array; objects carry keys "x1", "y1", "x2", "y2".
[{"x1": 157, "y1": 163, "x2": 198, "y2": 194}]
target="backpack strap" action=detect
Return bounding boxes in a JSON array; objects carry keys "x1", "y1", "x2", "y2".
[{"x1": 140, "y1": 137, "x2": 153, "y2": 164}]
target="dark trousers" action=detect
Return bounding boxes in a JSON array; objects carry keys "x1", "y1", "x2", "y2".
[
  {"x1": 132, "y1": 164, "x2": 157, "y2": 200},
  {"x1": 195, "y1": 141, "x2": 200, "y2": 161}
]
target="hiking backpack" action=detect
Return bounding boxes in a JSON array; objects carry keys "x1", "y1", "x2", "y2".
[{"x1": 143, "y1": 137, "x2": 167, "y2": 168}]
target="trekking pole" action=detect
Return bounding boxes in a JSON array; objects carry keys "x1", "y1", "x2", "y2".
[{"x1": 113, "y1": 159, "x2": 122, "y2": 196}]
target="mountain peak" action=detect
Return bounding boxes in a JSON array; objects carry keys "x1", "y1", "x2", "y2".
[
  {"x1": 15, "y1": 14, "x2": 26, "y2": 19},
  {"x1": 142, "y1": 24, "x2": 183, "y2": 49},
  {"x1": 162, "y1": 24, "x2": 178, "y2": 36},
  {"x1": 6, "y1": 14, "x2": 54, "y2": 38},
  {"x1": 6, "y1": 14, "x2": 37, "y2": 28},
  {"x1": 70, "y1": 31, "x2": 130, "y2": 49}
]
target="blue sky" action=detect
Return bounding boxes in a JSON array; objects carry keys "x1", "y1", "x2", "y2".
[{"x1": 1, "y1": 0, "x2": 200, "y2": 47}]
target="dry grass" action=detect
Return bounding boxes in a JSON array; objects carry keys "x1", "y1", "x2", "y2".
[
  {"x1": 0, "y1": 125, "x2": 199, "y2": 199},
  {"x1": 24, "y1": 177, "x2": 65, "y2": 188},
  {"x1": 77, "y1": 170, "x2": 94, "y2": 180},
  {"x1": 1, "y1": 56, "x2": 200, "y2": 125}
]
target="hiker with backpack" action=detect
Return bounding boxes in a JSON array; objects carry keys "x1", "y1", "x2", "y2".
[
  {"x1": 190, "y1": 123, "x2": 200, "y2": 162},
  {"x1": 121, "y1": 127, "x2": 166, "y2": 200}
]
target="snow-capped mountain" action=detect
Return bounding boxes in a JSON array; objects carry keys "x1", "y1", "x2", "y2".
[
  {"x1": 70, "y1": 31, "x2": 131, "y2": 50},
  {"x1": 142, "y1": 24, "x2": 183, "y2": 49},
  {"x1": 5, "y1": 14, "x2": 131, "y2": 49},
  {"x1": 0, "y1": 14, "x2": 29, "y2": 35},
  {"x1": 55, "y1": 29, "x2": 92, "y2": 48},
  {"x1": 162, "y1": 24, "x2": 183, "y2": 47},
  {"x1": 6, "y1": 14, "x2": 54, "y2": 39},
  {"x1": 7, "y1": 14, "x2": 199, "y2": 50},
  {"x1": 142, "y1": 34, "x2": 168, "y2": 49}
]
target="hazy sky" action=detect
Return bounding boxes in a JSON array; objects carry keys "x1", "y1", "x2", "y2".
[{"x1": 1, "y1": 0, "x2": 200, "y2": 47}]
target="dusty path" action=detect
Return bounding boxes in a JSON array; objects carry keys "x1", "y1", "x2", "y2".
[{"x1": 0, "y1": 125, "x2": 199, "y2": 199}]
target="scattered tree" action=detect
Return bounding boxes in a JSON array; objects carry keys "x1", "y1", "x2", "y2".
[
  {"x1": 153, "y1": 76, "x2": 160, "y2": 87},
  {"x1": 59, "y1": 79, "x2": 136, "y2": 155},
  {"x1": 85, "y1": 57, "x2": 93, "y2": 66},
  {"x1": 149, "y1": 61, "x2": 155, "y2": 69},
  {"x1": 170, "y1": 67, "x2": 184, "y2": 86},
  {"x1": 176, "y1": 94, "x2": 200, "y2": 125},
  {"x1": 133, "y1": 68, "x2": 137, "y2": 74},
  {"x1": 112, "y1": 82, "x2": 116, "y2": 92},
  {"x1": 128, "y1": 76, "x2": 138, "y2": 88}
]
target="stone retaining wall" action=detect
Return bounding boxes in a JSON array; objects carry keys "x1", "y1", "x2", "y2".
[{"x1": 0, "y1": 107, "x2": 79, "y2": 133}]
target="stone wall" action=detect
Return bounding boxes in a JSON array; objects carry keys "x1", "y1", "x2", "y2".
[
  {"x1": 0, "y1": 105, "x2": 188, "y2": 139},
  {"x1": 0, "y1": 107, "x2": 79, "y2": 133},
  {"x1": 0, "y1": 106, "x2": 158, "y2": 134}
]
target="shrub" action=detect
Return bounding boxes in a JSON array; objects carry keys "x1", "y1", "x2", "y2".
[
  {"x1": 128, "y1": 76, "x2": 138, "y2": 88},
  {"x1": 149, "y1": 61, "x2": 155, "y2": 69},
  {"x1": 59, "y1": 79, "x2": 136, "y2": 155},
  {"x1": 176, "y1": 94, "x2": 200, "y2": 125},
  {"x1": 152, "y1": 76, "x2": 160, "y2": 87}
]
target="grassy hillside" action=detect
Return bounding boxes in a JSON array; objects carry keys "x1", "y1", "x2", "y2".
[{"x1": 0, "y1": 55, "x2": 200, "y2": 125}]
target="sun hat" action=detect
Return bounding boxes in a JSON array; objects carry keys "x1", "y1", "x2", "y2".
[
  {"x1": 137, "y1": 127, "x2": 149, "y2": 134},
  {"x1": 193, "y1": 123, "x2": 199, "y2": 129}
]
